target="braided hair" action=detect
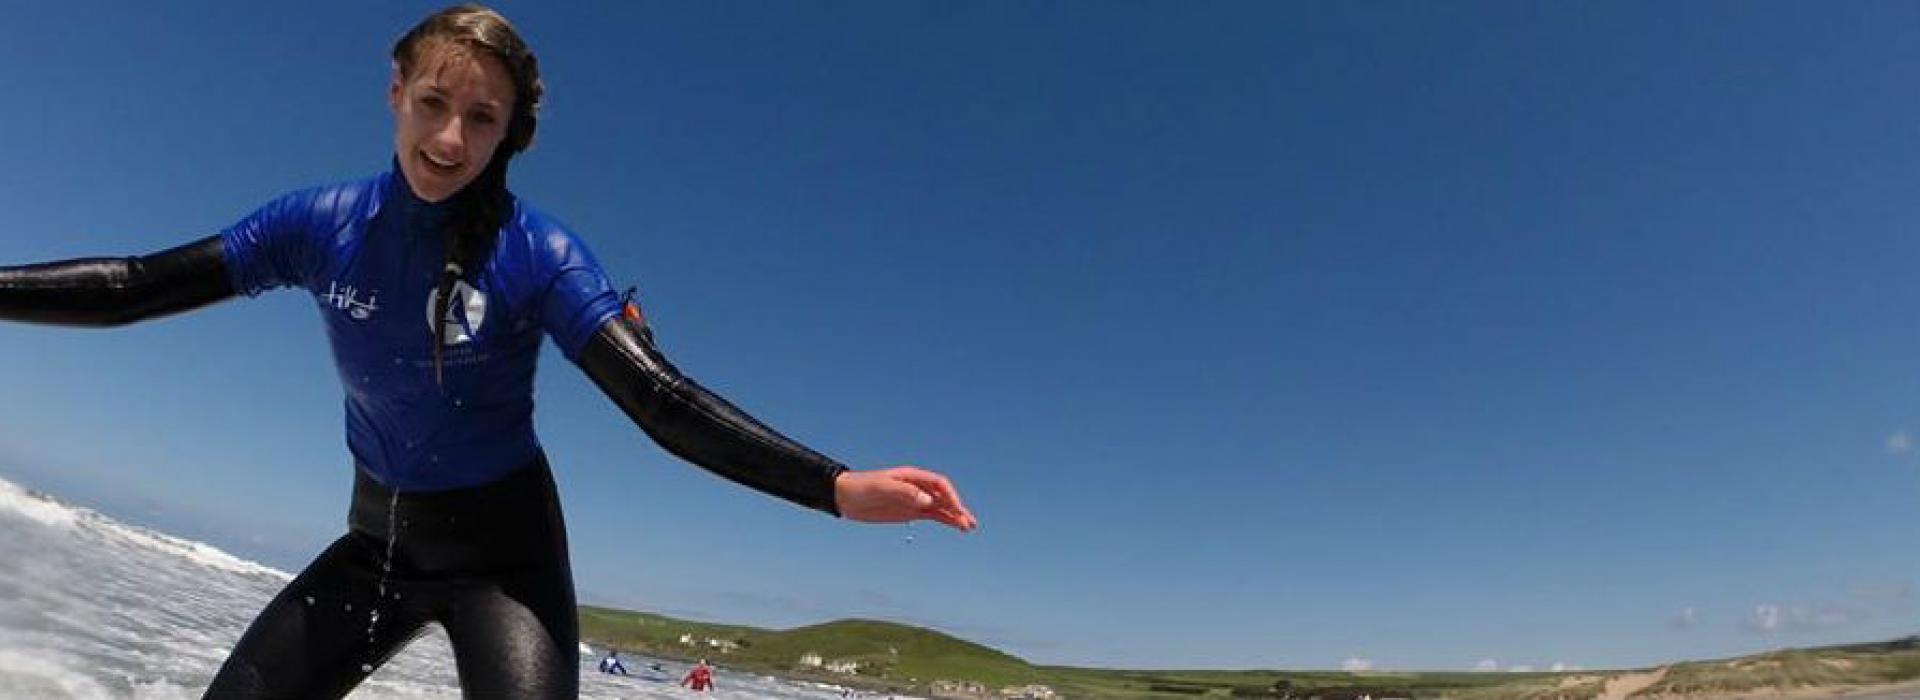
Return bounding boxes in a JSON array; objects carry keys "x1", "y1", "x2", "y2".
[{"x1": 392, "y1": 5, "x2": 544, "y2": 387}]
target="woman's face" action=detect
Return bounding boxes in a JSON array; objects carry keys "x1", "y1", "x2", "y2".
[{"x1": 388, "y1": 47, "x2": 516, "y2": 203}]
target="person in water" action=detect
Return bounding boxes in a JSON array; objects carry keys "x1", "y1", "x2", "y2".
[
  {"x1": 0, "y1": 5, "x2": 976, "y2": 698},
  {"x1": 682, "y1": 659, "x2": 716, "y2": 692},
  {"x1": 599, "y1": 649, "x2": 629, "y2": 676}
]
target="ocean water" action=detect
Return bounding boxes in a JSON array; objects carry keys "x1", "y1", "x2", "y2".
[{"x1": 0, "y1": 475, "x2": 867, "y2": 700}]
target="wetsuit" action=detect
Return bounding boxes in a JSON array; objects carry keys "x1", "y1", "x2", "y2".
[
  {"x1": 0, "y1": 167, "x2": 849, "y2": 698},
  {"x1": 683, "y1": 665, "x2": 715, "y2": 691},
  {"x1": 600, "y1": 654, "x2": 628, "y2": 675}
]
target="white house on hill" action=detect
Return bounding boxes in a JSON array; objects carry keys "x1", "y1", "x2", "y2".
[{"x1": 825, "y1": 660, "x2": 862, "y2": 675}]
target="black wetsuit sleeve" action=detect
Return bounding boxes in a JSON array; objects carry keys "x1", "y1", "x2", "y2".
[
  {"x1": 574, "y1": 315, "x2": 849, "y2": 516},
  {"x1": 0, "y1": 236, "x2": 235, "y2": 327}
]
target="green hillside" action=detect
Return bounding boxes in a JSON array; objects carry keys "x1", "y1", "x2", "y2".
[
  {"x1": 578, "y1": 605, "x2": 1920, "y2": 699},
  {"x1": 751, "y1": 619, "x2": 1044, "y2": 686},
  {"x1": 578, "y1": 605, "x2": 763, "y2": 654},
  {"x1": 576, "y1": 605, "x2": 1553, "y2": 697},
  {"x1": 579, "y1": 607, "x2": 1043, "y2": 689}
]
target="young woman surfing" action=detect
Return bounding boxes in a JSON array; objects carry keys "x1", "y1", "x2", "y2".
[{"x1": 0, "y1": 5, "x2": 976, "y2": 698}]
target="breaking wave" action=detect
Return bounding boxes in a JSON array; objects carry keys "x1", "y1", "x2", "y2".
[{"x1": 0, "y1": 474, "x2": 852, "y2": 699}]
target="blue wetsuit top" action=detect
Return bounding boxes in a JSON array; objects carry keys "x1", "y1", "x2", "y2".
[
  {"x1": 0, "y1": 164, "x2": 847, "y2": 512},
  {"x1": 221, "y1": 168, "x2": 621, "y2": 491}
]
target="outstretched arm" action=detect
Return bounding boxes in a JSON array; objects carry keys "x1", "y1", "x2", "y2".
[
  {"x1": 574, "y1": 314, "x2": 977, "y2": 531},
  {"x1": 0, "y1": 236, "x2": 235, "y2": 327}
]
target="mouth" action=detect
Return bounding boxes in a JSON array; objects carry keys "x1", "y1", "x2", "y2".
[{"x1": 419, "y1": 150, "x2": 464, "y2": 178}]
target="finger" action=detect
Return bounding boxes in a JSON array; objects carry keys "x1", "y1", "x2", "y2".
[
  {"x1": 908, "y1": 475, "x2": 977, "y2": 530},
  {"x1": 918, "y1": 506, "x2": 970, "y2": 531},
  {"x1": 871, "y1": 467, "x2": 976, "y2": 530},
  {"x1": 922, "y1": 499, "x2": 976, "y2": 532},
  {"x1": 932, "y1": 489, "x2": 975, "y2": 530},
  {"x1": 927, "y1": 501, "x2": 975, "y2": 531},
  {"x1": 878, "y1": 476, "x2": 933, "y2": 508},
  {"x1": 895, "y1": 469, "x2": 968, "y2": 515}
]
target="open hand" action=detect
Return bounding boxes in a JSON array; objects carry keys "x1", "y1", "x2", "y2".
[{"x1": 833, "y1": 466, "x2": 978, "y2": 532}]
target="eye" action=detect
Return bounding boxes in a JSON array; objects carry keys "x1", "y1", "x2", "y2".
[
  {"x1": 469, "y1": 110, "x2": 498, "y2": 127},
  {"x1": 419, "y1": 94, "x2": 447, "y2": 111}
]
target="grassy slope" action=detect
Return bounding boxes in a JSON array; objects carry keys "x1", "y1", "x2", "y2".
[
  {"x1": 578, "y1": 605, "x2": 764, "y2": 654},
  {"x1": 578, "y1": 605, "x2": 1557, "y2": 697},
  {"x1": 578, "y1": 606, "x2": 1920, "y2": 699},
  {"x1": 748, "y1": 619, "x2": 1046, "y2": 686},
  {"x1": 1645, "y1": 637, "x2": 1920, "y2": 697}
]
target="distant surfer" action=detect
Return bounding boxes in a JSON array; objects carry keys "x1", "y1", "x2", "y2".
[
  {"x1": 0, "y1": 5, "x2": 978, "y2": 699},
  {"x1": 598, "y1": 649, "x2": 629, "y2": 676},
  {"x1": 682, "y1": 659, "x2": 716, "y2": 692}
]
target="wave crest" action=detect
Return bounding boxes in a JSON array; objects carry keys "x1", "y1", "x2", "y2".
[{"x1": 0, "y1": 476, "x2": 288, "y2": 582}]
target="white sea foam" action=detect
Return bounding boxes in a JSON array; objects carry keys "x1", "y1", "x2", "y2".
[
  {"x1": 0, "y1": 648, "x2": 113, "y2": 699},
  {"x1": 0, "y1": 478, "x2": 79, "y2": 529},
  {"x1": 0, "y1": 473, "x2": 855, "y2": 699},
  {"x1": 127, "y1": 677, "x2": 198, "y2": 700},
  {"x1": 0, "y1": 475, "x2": 288, "y2": 582},
  {"x1": 98, "y1": 521, "x2": 291, "y2": 582}
]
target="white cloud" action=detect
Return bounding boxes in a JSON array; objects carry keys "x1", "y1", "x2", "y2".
[
  {"x1": 1342, "y1": 657, "x2": 1374, "y2": 672},
  {"x1": 1888, "y1": 430, "x2": 1912, "y2": 455},
  {"x1": 1473, "y1": 659, "x2": 1499, "y2": 672},
  {"x1": 1551, "y1": 662, "x2": 1583, "y2": 672},
  {"x1": 1508, "y1": 665, "x2": 1535, "y2": 673},
  {"x1": 1746, "y1": 603, "x2": 1855, "y2": 634},
  {"x1": 1671, "y1": 606, "x2": 1699, "y2": 629}
]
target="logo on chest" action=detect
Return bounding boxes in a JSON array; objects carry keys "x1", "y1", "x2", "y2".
[
  {"x1": 427, "y1": 280, "x2": 489, "y2": 346},
  {"x1": 321, "y1": 282, "x2": 380, "y2": 321}
]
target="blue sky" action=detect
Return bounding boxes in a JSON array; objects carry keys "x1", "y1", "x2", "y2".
[{"x1": 1, "y1": 0, "x2": 1917, "y2": 672}]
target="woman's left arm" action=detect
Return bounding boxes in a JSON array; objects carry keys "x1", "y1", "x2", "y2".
[{"x1": 573, "y1": 314, "x2": 977, "y2": 531}]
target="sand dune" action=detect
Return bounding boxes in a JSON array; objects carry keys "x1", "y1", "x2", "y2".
[{"x1": 1599, "y1": 667, "x2": 1669, "y2": 700}]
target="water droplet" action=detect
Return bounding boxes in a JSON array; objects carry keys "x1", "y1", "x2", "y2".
[
  {"x1": 361, "y1": 663, "x2": 373, "y2": 673},
  {"x1": 344, "y1": 603, "x2": 352, "y2": 611},
  {"x1": 304, "y1": 596, "x2": 315, "y2": 606},
  {"x1": 452, "y1": 398, "x2": 463, "y2": 407},
  {"x1": 365, "y1": 489, "x2": 402, "y2": 662}
]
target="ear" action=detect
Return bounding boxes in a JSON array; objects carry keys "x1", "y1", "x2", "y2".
[{"x1": 387, "y1": 62, "x2": 405, "y2": 113}]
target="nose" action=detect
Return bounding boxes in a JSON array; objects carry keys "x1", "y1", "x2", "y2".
[{"x1": 431, "y1": 114, "x2": 465, "y2": 151}]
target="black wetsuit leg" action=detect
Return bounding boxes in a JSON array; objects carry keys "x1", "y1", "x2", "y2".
[
  {"x1": 203, "y1": 459, "x2": 579, "y2": 699},
  {"x1": 203, "y1": 534, "x2": 435, "y2": 698},
  {"x1": 437, "y1": 563, "x2": 579, "y2": 696}
]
